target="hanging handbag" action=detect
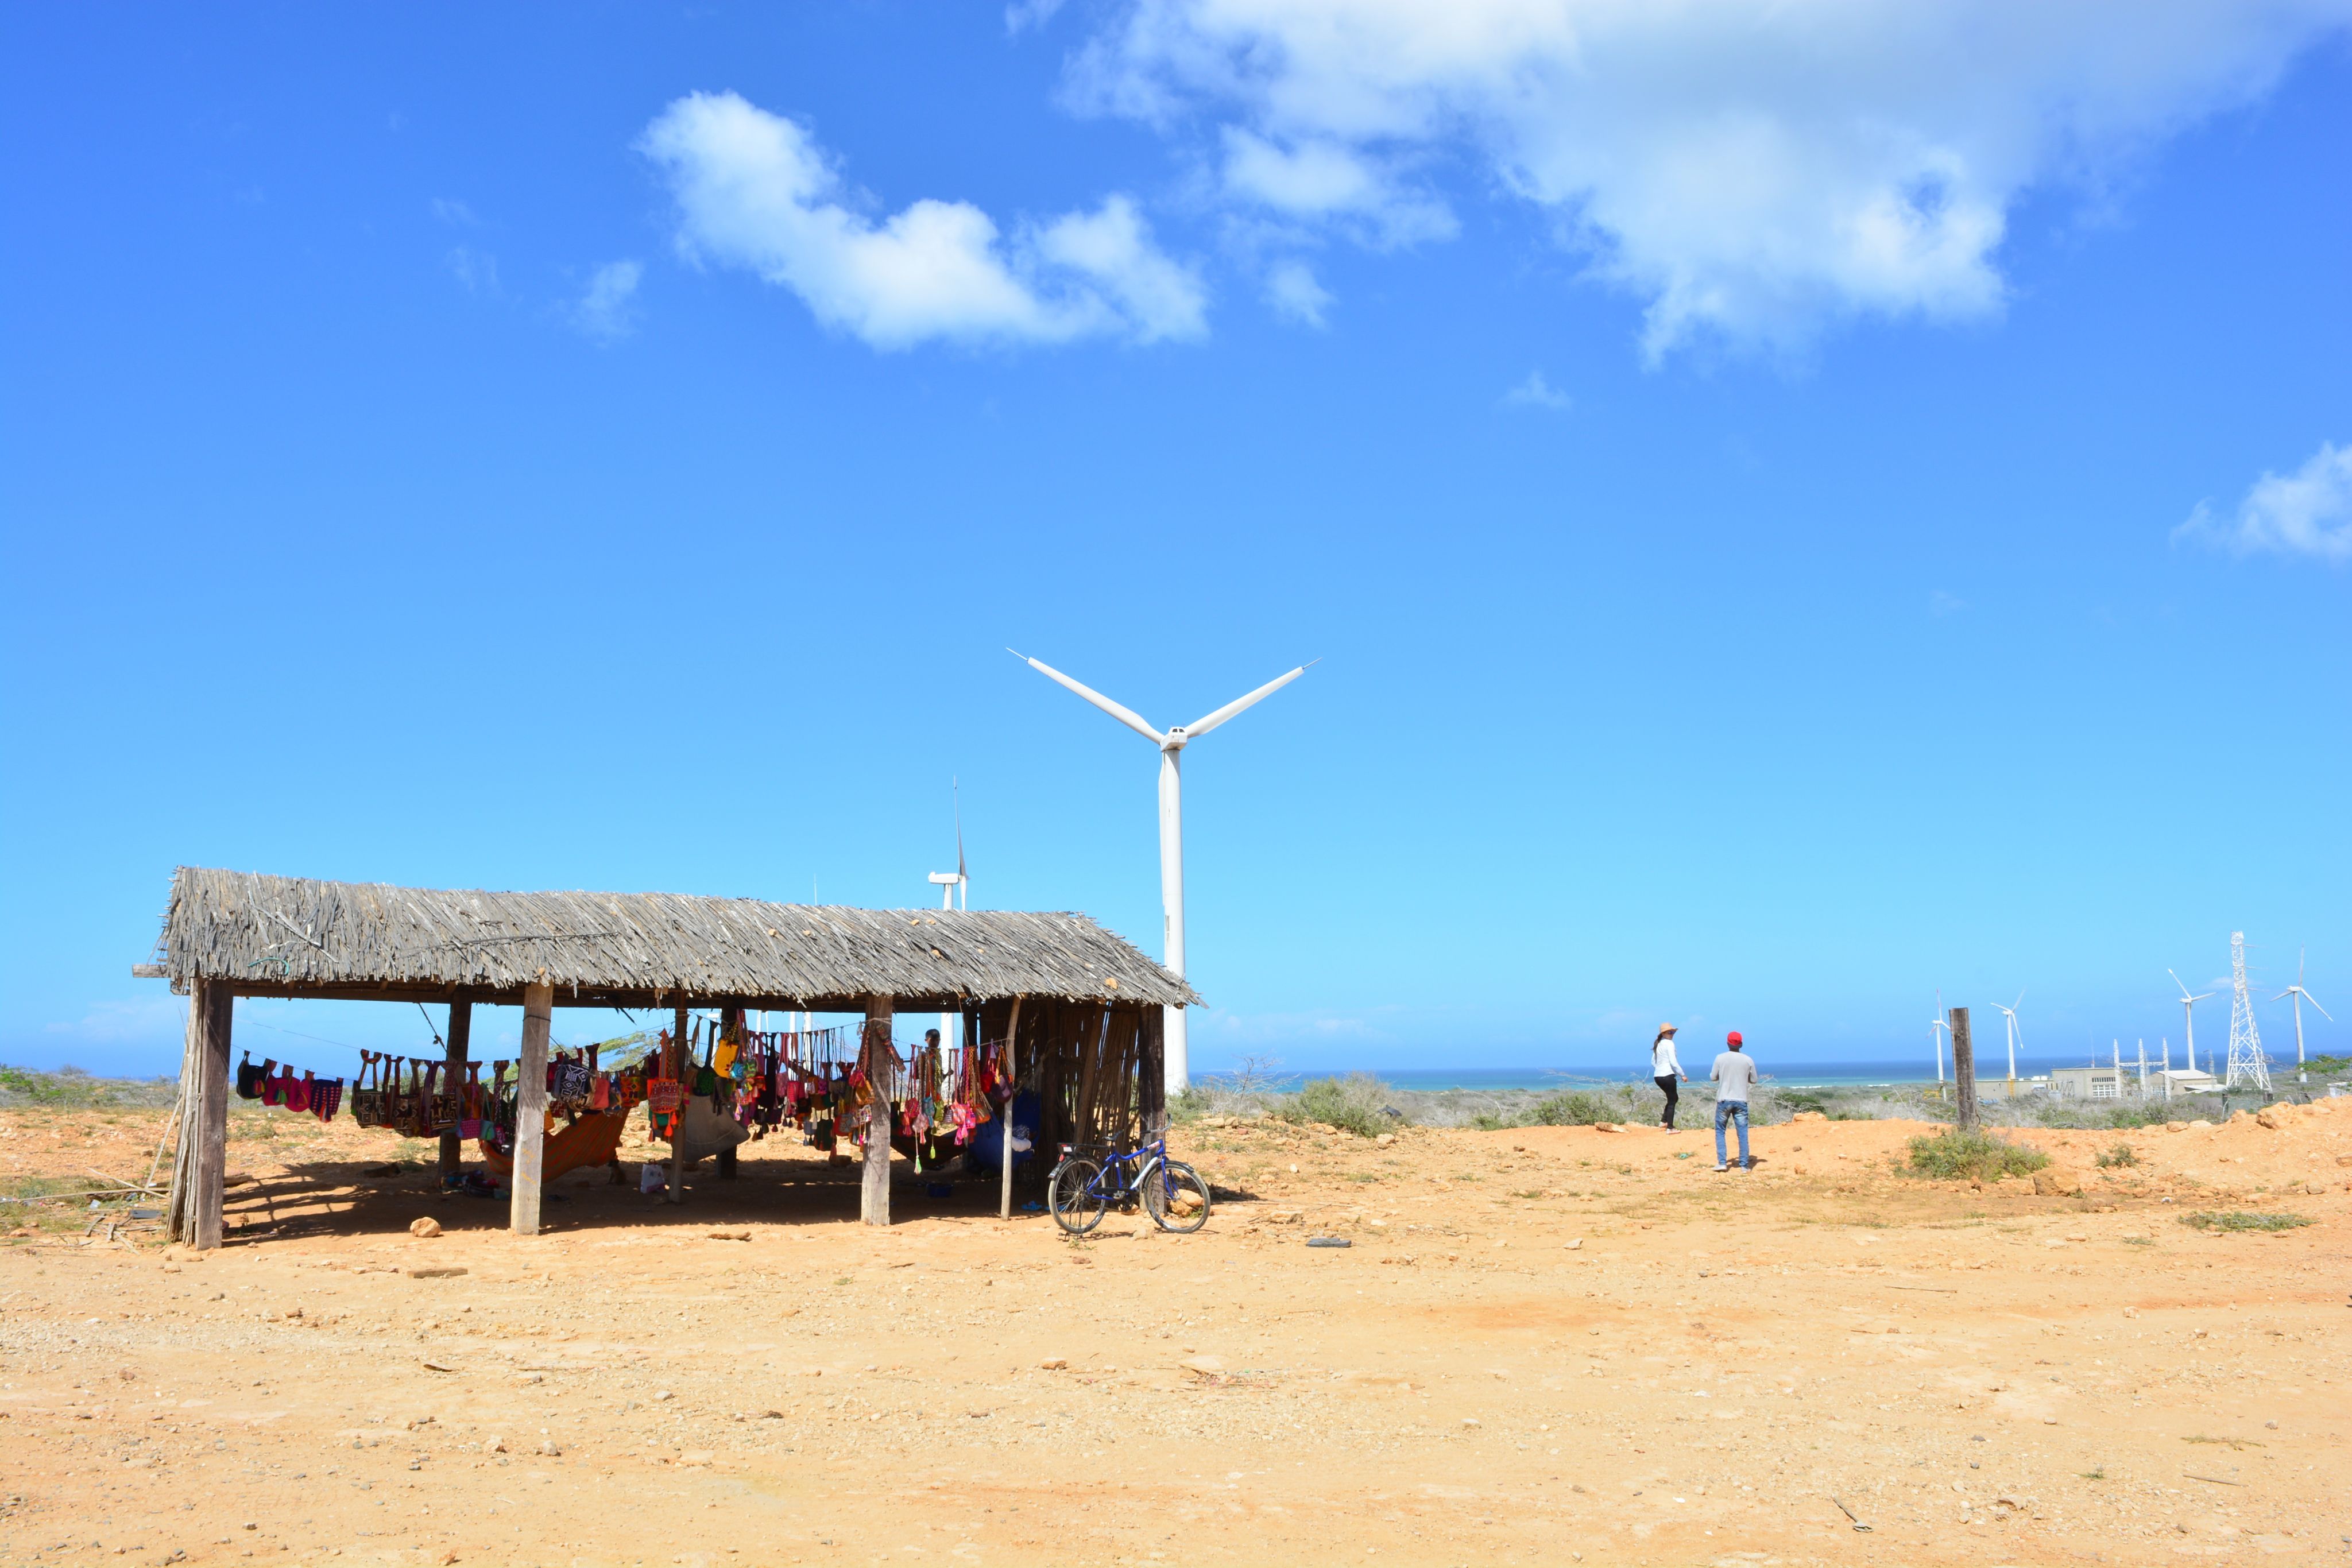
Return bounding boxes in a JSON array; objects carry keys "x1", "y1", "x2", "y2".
[
  {"x1": 235, "y1": 1052, "x2": 264, "y2": 1101},
  {"x1": 431, "y1": 1060, "x2": 463, "y2": 1131},
  {"x1": 350, "y1": 1052, "x2": 380, "y2": 1128}
]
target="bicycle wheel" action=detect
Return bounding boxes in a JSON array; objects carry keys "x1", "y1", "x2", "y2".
[
  {"x1": 1143, "y1": 1159, "x2": 1212, "y2": 1233},
  {"x1": 1049, "y1": 1156, "x2": 1109, "y2": 1236}
]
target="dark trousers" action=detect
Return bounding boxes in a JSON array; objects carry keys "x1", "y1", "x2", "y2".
[{"x1": 1655, "y1": 1074, "x2": 1679, "y2": 1129}]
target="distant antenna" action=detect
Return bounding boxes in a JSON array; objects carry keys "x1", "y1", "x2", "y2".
[{"x1": 2223, "y1": 931, "x2": 2272, "y2": 1091}]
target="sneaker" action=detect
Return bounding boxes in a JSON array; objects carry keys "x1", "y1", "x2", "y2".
[{"x1": 1713, "y1": 1162, "x2": 1728, "y2": 1172}]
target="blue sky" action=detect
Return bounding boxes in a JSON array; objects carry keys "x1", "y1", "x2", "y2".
[{"x1": 3, "y1": 3, "x2": 2347, "y2": 1081}]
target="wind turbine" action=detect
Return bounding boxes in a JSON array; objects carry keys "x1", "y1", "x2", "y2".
[
  {"x1": 2274, "y1": 948, "x2": 2332, "y2": 1084},
  {"x1": 1013, "y1": 651, "x2": 1314, "y2": 1096},
  {"x1": 1930, "y1": 990, "x2": 1949, "y2": 1089},
  {"x1": 1991, "y1": 992, "x2": 2025, "y2": 1097},
  {"x1": 927, "y1": 779, "x2": 970, "y2": 1052},
  {"x1": 2168, "y1": 969, "x2": 2214, "y2": 1074}
]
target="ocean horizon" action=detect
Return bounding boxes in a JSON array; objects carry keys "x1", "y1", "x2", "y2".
[{"x1": 1199, "y1": 1055, "x2": 2177, "y2": 1092}]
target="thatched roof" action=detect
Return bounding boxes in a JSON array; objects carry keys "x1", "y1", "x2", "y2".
[{"x1": 146, "y1": 868, "x2": 1201, "y2": 1012}]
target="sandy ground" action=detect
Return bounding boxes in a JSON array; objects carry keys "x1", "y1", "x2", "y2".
[{"x1": 3, "y1": 1096, "x2": 2348, "y2": 1568}]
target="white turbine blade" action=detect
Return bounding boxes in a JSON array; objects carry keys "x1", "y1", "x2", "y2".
[
  {"x1": 2306, "y1": 989, "x2": 2333, "y2": 1022},
  {"x1": 1182, "y1": 660, "x2": 1316, "y2": 740},
  {"x1": 2168, "y1": 968, "x2": 2194, "y2": 1001},
  {"x1": 1013, "y1": 651, "x2": 1162, "y2": 743}
]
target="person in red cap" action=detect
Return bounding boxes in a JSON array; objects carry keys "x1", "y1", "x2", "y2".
[{"x1": 1711, "y1": 1031, "x2": 1758, "y2": 1171}]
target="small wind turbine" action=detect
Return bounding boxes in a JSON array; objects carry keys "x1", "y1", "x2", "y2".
[
  {"x1": 1930, "y1": 990, "x2": 1949, "y2": 1087},
  {"x1": 1991, "y1": 992, "x2": 2025, "y2": 1097},
  {"x1": 1013, "y1": 650, "x2": 1314, "y2": 1095},
  {"x1": 927, "y1": 779, "x2": 970, "y2": 1051},
  {"x1": 2168, "y1": 969, "x2": 2214, "y2": 1074},
  {"x1": 2274, "y1": 947, "x2": 2331, "y2": 1084}
]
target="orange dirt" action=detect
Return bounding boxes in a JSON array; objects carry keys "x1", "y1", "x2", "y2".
[{"x1": 3, "y1": 1096, "x2": 2347, "y2": 1566}]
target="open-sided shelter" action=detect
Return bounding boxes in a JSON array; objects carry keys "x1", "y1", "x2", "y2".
[{"x1": 137, "y1": 868, "x2": 1198, "y2": 1246}]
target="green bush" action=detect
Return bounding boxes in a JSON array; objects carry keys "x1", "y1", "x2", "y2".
[
  {"x1": 1525, "y1": 1090, "x2": 1614, "y2": 1126},
  {"x1": 1281, "y1": 1074, "x2": 1398, "y2": 1138},
  {"x1": 1905, "y1": 1128, "x2": 2051, "y2": 1182},
  {"x1": 2181, "y1": 1210, "x2": 2312, "y2": 1233},
  {"x1": 2095, "y1": 1141, "x2": 2139, "y2": 1169}
]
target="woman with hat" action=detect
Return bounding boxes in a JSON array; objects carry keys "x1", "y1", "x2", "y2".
[{"x1": 1651, "y1": 1023, "x2": 1688, "y2": 1131}]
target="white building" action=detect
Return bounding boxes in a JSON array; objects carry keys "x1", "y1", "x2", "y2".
[{"x1": 2049, "y1": 1066, "x2": 2126, "y2": 1101}]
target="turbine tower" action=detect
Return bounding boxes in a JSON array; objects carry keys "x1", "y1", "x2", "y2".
[
  {"x1": 2223, "y1": 931, "x2": 2271, "y2": 1092},
  {"x1": 1014, "y1": 651, "x2": 1313, "y2": 1096},
  {"x1": 2168, "y1": 969, "x2": 2214, "y2": 1074},
  {"x1": 2273, "y1": 947, "x2": 2331, "y2": 1084}
]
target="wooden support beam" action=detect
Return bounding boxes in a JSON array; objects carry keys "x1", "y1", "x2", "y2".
[
  {"x1": 438, "y1": 998, "x2": 472, "y2": 1184},
  {"x1": 167, "y1": 980, "x2": 231, "y2": 1245},
  {"x1": 1950, "y1": 1007, "x2": 1978, "y2": 1131},
  {"x1": 1136, "y1": 1005, "x2": 1167, "y2": 1141},
  {"x1": 999, "y1": 996, "x2": 1024, "y2": 1221},
  {"x1": 667, "y1": 1002, "x2": 689, "y2": 1204},
  {"x1": 511, "y1": 982, "x2": 552, "y2": 1236},
  {"x1": 717, "y1": 1005, "x2": 742, "y2": 1180},
  {"x1": 189, "y1": 981, "x2": 231, "y2": 1250},
  {"x1": 861, "y1": 993, "x2": 893, "y2": 1226}
]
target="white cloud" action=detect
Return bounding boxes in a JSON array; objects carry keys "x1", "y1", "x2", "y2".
[
  {"x1": 431, "y1": 198, "x2": 479, "y2": 227},
  {"x1": 1928, "y1": 589, "x2": 1968, "y2": 617},
  {"x1": 1264, "y1": 258, "x2": 1333, "y2": 325},
  {"x1": 47, "y1": 996, "x2": 184, "y2": 1044},
  {"x1": 637, "y1": 91, "x2": 1206, "y2": 349},
  {"x1": 1220, "y1": 130, "x2": 1454, "y2": 245},
  {"x1": 574, "y1": 260, "x2": 643, "y2": 342},
  {"x1": 1501, "y1": 369, "x2": 1570, "y2": 411},
  {"x1": 1066, "y1": 1, "x2": 2351, "y2": 358},
  {"x1": 445, "y1": 245, "x2": 500, "y2": 295},
  {"x1": 2175, "y1": 440, "x2": 2352, "y2": 563}
]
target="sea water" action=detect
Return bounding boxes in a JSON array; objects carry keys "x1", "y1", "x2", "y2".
[{"x1": 1201, "y1": 1056, "x2": 2101, "y2": 1093}]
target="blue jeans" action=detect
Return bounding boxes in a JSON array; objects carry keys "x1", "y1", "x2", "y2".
[{"x1": 1715, "y1": 1101, "x2": 1751, "y2": 1167}]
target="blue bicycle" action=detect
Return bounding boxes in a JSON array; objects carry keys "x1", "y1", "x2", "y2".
[{"x1": 1049, "y1": 1137, "x2": 1212, "y2": 1235}]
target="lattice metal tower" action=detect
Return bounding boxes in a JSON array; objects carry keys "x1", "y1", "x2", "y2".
[{"x1": 2223, "y1": 931, "x2": 2272, "y2": 1093}]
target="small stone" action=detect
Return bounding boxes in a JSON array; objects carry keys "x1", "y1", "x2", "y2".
[
  {"x1": 654, "y1": 1389, "x2": 674, "y2": 1401},
  {"x1": 1376, "y1": 1134, "x2": 1395, "y2": 1146},
  {"x1": 1039, "y1": 1357, "x2": 1068, "y2": 1370},
  {"x1": 678, "y1": 1450, "x2": 715, "y2": 1468},
  {"x1": 1461, "y1": 1418, "x2": 1480, "y2": 1428},
  {"x1": 1179, "y1": 1356, "x2": 1225, "y2": 1377},
  {"x1": 538, "y1": 1440, "x2": 561, "y2": 1456},
  {"x1": 1565, "y1": 1238, "x2": 1583, "y2": 1250},
  {"x1": 483, "y1": 1436, "x2": 505, "y2": 1454},
  {"x1": 408, "y1": 1217, "x2": 442, "y2": 1239}
]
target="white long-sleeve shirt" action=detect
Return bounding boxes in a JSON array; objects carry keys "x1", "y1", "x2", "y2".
[{"x1": 1651, "y1": 1037, "x2": 1682, "y2": 1077}]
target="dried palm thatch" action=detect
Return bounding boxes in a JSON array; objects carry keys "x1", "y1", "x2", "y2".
[{"x1": 150, "y1": 867, "x2": 1200, "y2": 1012}]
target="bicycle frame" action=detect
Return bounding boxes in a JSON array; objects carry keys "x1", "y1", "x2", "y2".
[{"x1": 1055, "y1": 1137, "x2": 1174, "y2": 1206}]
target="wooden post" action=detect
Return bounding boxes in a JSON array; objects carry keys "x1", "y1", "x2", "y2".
[
  {"x1": 861, "y1": 994, "x2": 893, "y2": 1227},
  {"x1": 438, "y1": 998, "x2": 471, "y2": 1185},
  {"x1": 999, "y1": 996, "x2": 1024, "y2": 1220},
  {"x1": 717, "y1": 1005, "x2": 742, "y2": 1179},
  {"x1": 1949, "y1": 1006, "x2": 1978, "y2": 1131},
  {"x1": 1136, "y1": 1006, "x2": 1167, "y2": 1141},
  {"x1": 169, "y1": 979, "x2": 233, "y2": 1248},
  {"x1": 666, "y1": 1002, "x2": 689, "y2": 1205},
  {"x1": 511, "y1": 982, "x2": 552, "y2": 1236}
]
